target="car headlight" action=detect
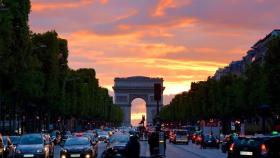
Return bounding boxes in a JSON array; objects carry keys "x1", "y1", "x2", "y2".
[
  {"x1": 61, "y1": 155, "x2": 66, "y2": 158},
  {"x1": 85, "y1": 154, "x2": 91, "y2": 158}
]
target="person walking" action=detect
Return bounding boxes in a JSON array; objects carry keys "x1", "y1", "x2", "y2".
[
  {"x1": 125, "y1": 135, "x2": 140, "y2": 158},
  {"x1": 148, "y1": 132, "x2": 159, "y2": 156}
]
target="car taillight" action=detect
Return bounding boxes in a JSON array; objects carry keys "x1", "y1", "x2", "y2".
[
  {"x1": 229, "y1": 143, "x2": 234, "y2": 151},
  {"x1": 261, "y1": 144, "x2": 268, "y2": 155}
]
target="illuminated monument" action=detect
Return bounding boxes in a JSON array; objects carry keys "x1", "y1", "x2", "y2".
[{"x1": 113, "y1": 76, "x2": 164, "y2": 126}]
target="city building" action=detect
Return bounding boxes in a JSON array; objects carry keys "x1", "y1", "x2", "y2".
[{"x1": 214, "y1": 29, "x2": 280, "y2": 80}]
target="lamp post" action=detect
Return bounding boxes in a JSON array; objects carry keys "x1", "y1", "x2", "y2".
[{"x1": 154, "y1": 83, "x2": 162, "y2": 131}]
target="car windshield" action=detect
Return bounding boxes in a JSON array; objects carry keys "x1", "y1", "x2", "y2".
[
  {"x1": 235, "y1": 137, "x2": 263, "y2": 147},
  {"x1": 50, "y1": 130, "x2": 59, "y2": 137},
  {"x1": 82, "y1": 134, "x2": 94, "y2": 140},
  {"x1": 10, "y1": 136, "x2": 20, "y2": 144},
  {"x1": 2, "y1": 136, "x2": 8, "y2": 145},
  {"x1": 62, "y1": 131, "x2": 71, "y2": 135},
  {"x1": 176, "y1": 131, "x2": 187, "y2": 135},
  {"x1": 186, "y1": 127, "x2": 196, "y2": 132},
  {"x1": 20, "y1": 134, "x2": 43, "y2": 145},
  {"x1": 98, "y1": 132, "x2": 108, "y2": 136},
  {"x1": 109, "y1": 135, "x2": 129, "y2": 143},
  {"x1": 205, "y1": 135, "x2": 216, "y2": 140},
  {"x1": 65, "y1": 138, "x2": 90, "y2": 146}
]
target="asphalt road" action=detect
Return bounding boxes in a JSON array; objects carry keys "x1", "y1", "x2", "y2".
[{"x1": 54, "y1": 141, "x2": 227, "y2": 158}]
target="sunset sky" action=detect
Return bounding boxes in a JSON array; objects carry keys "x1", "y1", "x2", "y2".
[{"x1": 30, "y1": 0, "x2": 280, "y2": 125}]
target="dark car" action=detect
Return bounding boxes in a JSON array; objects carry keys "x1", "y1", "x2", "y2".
[
  {"x1": 2, "y1": 136, "x2": 16, "y2": 158},
  {"x1": 163, "y1": 128, "x2": 171, "y2": 139},
  {"x1": 60, "y1": 137, "x2": 97, "y2": 158},
  {"x1": 191, "y1": 131, "x2": 202, "y2": 144},
  {"x1": 169, "y1": 130, "x2": 189, "y2": 144},
  {"x1": 97, "y1": 132, "x2": 109, "y2": 142},
  {"x1": 183, "y1": 126, "x2": 197, "y2": 140},
  {"x1": 102, "y1": 134, "x2": 130, "y2": 158},
  {"x1": 15, "y1": 133, "x2": 51, "y2": 158},
  {"x1": 228, "y1": 135, "x2": 280, "y2": 158},
  {"x1": 221, "y1": 134, "x2": 237, "y2": 153},
  {"x1": 201, "y1": 134, "x2": 220, "y2": 149}
]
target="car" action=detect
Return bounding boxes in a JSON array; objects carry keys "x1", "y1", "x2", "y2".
[
  {"x1": 162, "y1": 128, "x2": 171, "y2": 139},
  {"x1": 169, "y1": 130, "x2": 189, "y2": 144},
  {"x1": 15, "y1": 133, "x2": 52, "y2": 158},
  {"x1": 191, "y1": 131, "x2": 202, "y2": 144},
  {"x1": 2, "y1": 136, "x2": 16, "y2": 158},
  {"x1": 201, "y1": 134, "x2": 220, "y2": 149},
  {"x1": 183, "y1": 126, "x2": 197, "y2": 140},
  {"x1": 98, "y1": 131, "x2": 109, "y2": 142},
  {"x1": 102, "y1": 134, "x2": 130, "y2": 158},
  {"x1": 60, "y1": 137, "x2": 98, "y2": 158},
  {"x1": 228, "y1": 135, "x2": 280, "y2": 158},
  {"x1": 221, "y1": 134, "x2": 237, "y2": 153}
]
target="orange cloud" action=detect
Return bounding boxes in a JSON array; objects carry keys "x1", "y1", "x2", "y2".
[
  {"x1": 154, "y1": 0, "x2": 191, "y2": 16},
  {"x1": 32, "y1": 0, "x2": 93, "y2": 12},
  {"x1": 64, "y1": 29, "x2": 228, "y2": 95},
  {"x1": 100, "y1": 0, "x2": 108, "y2": 5}
]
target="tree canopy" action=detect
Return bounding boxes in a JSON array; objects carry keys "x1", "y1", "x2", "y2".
[{"x1": 0, "y1": 0, "x2": 122, "y2": 133}]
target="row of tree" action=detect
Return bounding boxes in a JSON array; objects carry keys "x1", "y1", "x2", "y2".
[
  {"x1": 160, "y1": 36, "x2": 280, "y2": 129},
  {"x1": 0, "y1": 0, "x2": 122, "y2": 133}
]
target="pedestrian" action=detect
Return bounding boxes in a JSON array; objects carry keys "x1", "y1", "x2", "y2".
[
  {"x1": 125, "y1": 135, "x2": 140, "y2": 158},
  {"x1": 0, "y1": 132, "x2": 4, "y2": 157},
  {"x1": 226, "y1": 134, "x2": 234, "y2": 152},
  {"x1": 148, "y1": 132, "x2": 159, "y2": 156}
]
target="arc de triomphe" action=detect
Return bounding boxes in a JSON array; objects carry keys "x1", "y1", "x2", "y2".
[{"x1": 113, "y1": 76, "x2": 164, "y2": 126}]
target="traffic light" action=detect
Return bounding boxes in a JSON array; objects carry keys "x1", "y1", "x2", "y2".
[{"x1": 154, "y1": 83, "x2": 162, "y2": 101}]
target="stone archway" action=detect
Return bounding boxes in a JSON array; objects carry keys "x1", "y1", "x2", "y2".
[
  {"x1": 113, "y1": 76, "x2": 164, "y2": 126},
  {"x1": 130, "y1": 98, "x2": 146, "y2": 126}
]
